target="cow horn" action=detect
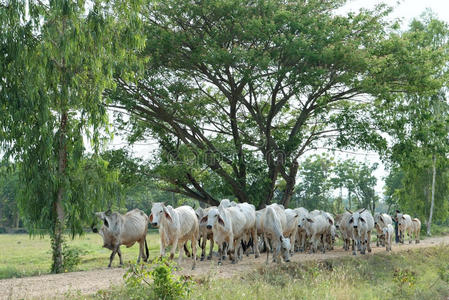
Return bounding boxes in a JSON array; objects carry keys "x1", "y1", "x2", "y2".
[
  {"x1": 345, "y1": 208, "x2": 353, "y2": 214},
  {"x1": 105, "y1": 209, "x2": 112, "y2": 216}
]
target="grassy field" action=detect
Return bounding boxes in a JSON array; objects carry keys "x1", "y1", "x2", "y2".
[
  {"x1": 0, "y1": 232, "x2": 162, "y2": 279},
  {"x1": 97, "y1": 245, "x2": 449, "y2": 300}
]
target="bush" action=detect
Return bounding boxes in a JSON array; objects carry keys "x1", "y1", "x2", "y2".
[
  {"x1": 123, "y1": 257, "x2": 193, "y2": 300},
  {"x1": 61, "y1": 243, "x2": 85, "y2": 272}
]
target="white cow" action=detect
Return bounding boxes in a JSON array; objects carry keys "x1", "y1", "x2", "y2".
[
  {"x1": 219, "y1": 199, "x2": 237, "y2": 208},
  {"x1": 284, "y1": 208, "x2": 299, "y2": 254},
  {"x1": 195, "y1": 207, "x2": 215, "y2": 261},
  {"x1": 294, "y1": 207, "x2": 309, "y2": 252},
  {"x1": 397, "y1": 213, "x2": 413, "y2": 244},
  {"x1": 262, "y1": 205, "x2": 291, "y2": 263},
  {"x1": 150, "y1": 203, "x2": 199, "y2": 269},
  {"x1": 347, "y1": 208, "x2": 374, "y2": 255},
  {"x1": 299, "y1": 213, "x2": 332, "y2": 253},
  {"x1": 383, "y1": 224, "x2": 394, "y2": 252},
  {"x1": 93, "y1": 209, "x2": 149, "y2": 267},
  {"x1": 202, "y1": 205, "x2": 246, "y2": 264},
  {"x1": 322, "y1": 212, "x2": 335, "y2": 250},
  {"x1": 374, "y1": 213, "x2": 393, "y2": 247},
  {"x1": 335, "y1": 212, "x2": 352, "y2": 251},
  {"x1": 411, "y1": 218, "x2": 421, "y2": 244},
  {"x1": 236, "y1": 202, "x2": 260, "y2": 258}
]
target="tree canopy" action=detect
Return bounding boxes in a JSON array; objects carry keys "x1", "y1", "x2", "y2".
[{"x1": 108, "y1": 0, "x2": 447, "y2": 209}]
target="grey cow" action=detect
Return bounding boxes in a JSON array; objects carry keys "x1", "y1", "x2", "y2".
[{"x1": 93, "y1": 208, "x2": 149, "y2": 267}]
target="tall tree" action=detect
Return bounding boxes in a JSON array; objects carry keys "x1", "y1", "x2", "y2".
[
  {"x1": 0, "y1": 0, "x2": 143, "y2": 272},
  {"x1": 108, "y1": 0, "x2": 444, "y2": 208},
  {"x1": 377, "y1": 14, "x2": 449, "y2": 235}
]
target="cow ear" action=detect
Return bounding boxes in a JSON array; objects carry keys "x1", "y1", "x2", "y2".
[
  {"x1": 307, "y1": 218, "x2": 314, "y2": 223},
  {"x1": 360, "y1": 217, "x2": 366, "y2": 223},
  {"x1": 200, "y1": 215, "x2": 208, "y2": 224},
  {"x1": 95, "y1": 212, "x2": 105, "y2": 220},
  {"x1": 280, "y1": 236, "x2": 283, "y2": 242},
  {"x1": 402, "y1": 216, "x2": 405, "y2": 220},
  {"x1": 380, "y1": 216, "x2": 384, "y2": 223},
  {"x1": 149, "y1": 214, "x2": 153, "y2": 223},
  {"x1": 163, "y1": 207, "x2": 173, "y2": 222},
  {"x1": 218, "y1": 215, "x2": 225, "y2": 226},
  {"x1": 328, "y1": 218, "x2": 333, "y2": 225}
]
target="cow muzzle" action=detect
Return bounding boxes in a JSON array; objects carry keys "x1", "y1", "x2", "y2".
[
  {"x1": 353, "y1": 225, "x2": 358, "y2": 229},
  {"x1": 151, "y1": 222, "x2": 158, "y2": 227},
  {"x1": 207, "y1": 225, "x2": 212, "y2": 229}
]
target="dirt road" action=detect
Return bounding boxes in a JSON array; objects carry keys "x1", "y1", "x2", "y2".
[{"x1": 1, "y1": 235, "x2": 448, "y2": 300}]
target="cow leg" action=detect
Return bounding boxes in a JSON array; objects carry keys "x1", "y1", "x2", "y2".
[
  {"x1": 200, "y1": 234, "x2": 206, "y2": 261},
  {"x1": 108, "y1": 245, "x2": 119, "y2": 267},
  {"x1": 352, "y1": 239, "x2": 356, "y2": 255},
  {"x1": 184, "y1": 244, "x2": 191, "y2": 257},
  {"x1": 218, "y1": 243, "x2": 223, "y2": 265},
  {"x1": 178, "y1": 241, "x2": 184, "y2": 264},
  {"x1": 232, "y1": 238, "x2": 239, "y2": 264},
  {"x1": 264, "y1": 234, "x2": 271, "y2": 264},
  {"x1": 252, "y1": 228, "x2": 260, "y2": 258},
  {"x1": 117, "y1": 248, "x2": 123, "y2": 265},
  {"x1": 160, "y1": 236, "x2": 166, "y2": 258},
  {"x1": 191, "y1": 237, "x2": 197, "y2": 270},
  {"x1": 207, "y1": 237, "x2": 214, "y2": 260},
  {"x1": 367, "y1": 231, "x2": 372, "y2": 253},
  {"x1": 137, "y1": 240, "x2": 143, "y2": 263},
  {"x1": 170, "y1": 238, "x2": 179, "y2": 260}
]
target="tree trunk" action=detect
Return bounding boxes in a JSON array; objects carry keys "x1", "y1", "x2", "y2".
[
  {"x1": 14, "y1": 211, "x2": 19, "y2": 229},
  {"x1": 281, "y1": 161, "x2": 299, "y2": 208},
  {"x1": 52, "y1": 110, "x2": 68, "y2": 273},
  {"x1": 426, "y1": 154, "x2": 436, "y2": 236},
  {"x1": 348, "y1": 190, "x2": 352, "y2": 210}
]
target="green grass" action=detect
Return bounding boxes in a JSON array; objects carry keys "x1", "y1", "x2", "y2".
[
  {"x1": 0, "y1": 232, "x2": 162, "y2": 279},
  {"x1": 93, "y1": 244, "x2": 449, "y2": 300},
  {"x1": 187, "y1": 245, "x2": 449, "y2": 300}
]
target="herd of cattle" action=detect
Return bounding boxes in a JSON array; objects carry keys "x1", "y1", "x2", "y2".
[{"x1": 92, "y1": 199, "x2": 422, "y2": 269}]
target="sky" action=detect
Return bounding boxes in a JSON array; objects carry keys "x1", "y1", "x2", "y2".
[
  {"x1": 108, "y1": 0, "x2": 449, "y2": 197},
  {"x1": 344, "y1": 0, "x2": 449, "y2": 26}
]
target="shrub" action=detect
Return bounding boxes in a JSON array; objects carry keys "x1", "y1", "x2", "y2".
[
  {"x1": 62, "y1": 243, "x2": 85, "y2": 272},
  {"x1": 124, "y1": 257, "x2": 193, "y2": 300},
  {"x1": 393, "y1": 268, "x2": 417, "y2": 298}
]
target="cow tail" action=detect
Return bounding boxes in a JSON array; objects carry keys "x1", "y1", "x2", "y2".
[{"x1": 145, "y1": 238, "x2": 149, "y2": 261}]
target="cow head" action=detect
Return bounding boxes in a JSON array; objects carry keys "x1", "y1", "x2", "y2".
[
  {"x1": 200, "y1": 207, "x2": 225, "y2": 230},
  {"x1": 298, "y1": 215, "x2": 313, "y2": 228},
  {"x1": 94, "y1": 210, "x2": 122, "y2": 249},
  {"x1": 280, "y1": 236, "x2": 291, "y2": 262},
  {"x1": 348, "y1": 208, "x2": 366, "y2": 229},
  {"x1": 150, "y1": 202, "x2": 172, "y2": 227},
  {"x1": 397, "y1": 214, "x2": 407, "y2": 228}
]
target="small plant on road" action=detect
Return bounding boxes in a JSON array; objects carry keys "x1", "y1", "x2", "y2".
[{"x1": 124, "y1": 257, "x2": 193, "y2": 300}]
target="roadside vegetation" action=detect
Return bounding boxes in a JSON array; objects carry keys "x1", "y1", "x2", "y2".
[{"x1": 91, "y1": 245, "x2": 449, "y2": 300}]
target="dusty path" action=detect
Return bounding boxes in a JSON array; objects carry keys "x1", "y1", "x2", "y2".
[{"x1": 1, "y1": 235, "x2": 448, "y2": 299}]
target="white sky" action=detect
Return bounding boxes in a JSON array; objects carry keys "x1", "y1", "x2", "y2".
[
  {"x1": 108, "y1": 0, "x2": 449, "y2": 197},
  {"x1": 345, "y1": 0, "x2": 449, "y2": 26}
]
